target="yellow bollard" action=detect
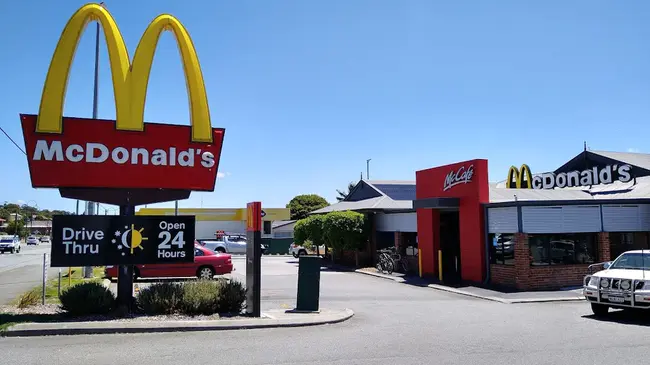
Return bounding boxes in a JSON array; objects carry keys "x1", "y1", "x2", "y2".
[
  {"x1": 418, "y1": 249, "x2": 422, "y2": 278},
  {"x1": 438, "y1": 250, "x2": 443, "y2": 282}
]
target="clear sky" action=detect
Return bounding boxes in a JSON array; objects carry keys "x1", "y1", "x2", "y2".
[{"x1": 1, "y1": 0, "x2": 650, "y2": 213}]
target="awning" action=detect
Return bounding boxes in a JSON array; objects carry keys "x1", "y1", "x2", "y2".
[{"x1": 412, "y1": 197, "x2": 460, "y2": 209}]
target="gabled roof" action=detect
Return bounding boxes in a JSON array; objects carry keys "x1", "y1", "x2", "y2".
[
  {"x1": 311, "y1": 180, "x2": 416, "y2": 214},
  {"x1": 589, "y1": 150, "x2": 650, "y2": 171}
]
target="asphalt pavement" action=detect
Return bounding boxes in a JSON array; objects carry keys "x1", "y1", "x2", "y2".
[
  {"x1": 3, "y1": 256, "x2": 650, "y2": 364},
  {"x1": 0, "y1": 242, "x2": 52, "y2": 304}
]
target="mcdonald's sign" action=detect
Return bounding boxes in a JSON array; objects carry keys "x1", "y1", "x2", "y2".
[
  {"x1": 506, "y1": 164, "x2": 534, "y2": 189},
  {"x1": 20, "y1": 3, "x2": 225, "y2": 191},
  {"x1": 246, "y1": 202, "x2": 262, "y2": 232}
]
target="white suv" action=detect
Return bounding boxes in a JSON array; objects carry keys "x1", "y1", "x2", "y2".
[
  {"x1": 0, "y1": 236, "x2": 21, "y2": 254},
  {"x1": 584, "y1": 250, "x2": 650, "y2": 316}
]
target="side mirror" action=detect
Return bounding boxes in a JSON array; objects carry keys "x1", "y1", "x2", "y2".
[{"x1": 603, "y1": 261, "x2": 613, "y2": 270}]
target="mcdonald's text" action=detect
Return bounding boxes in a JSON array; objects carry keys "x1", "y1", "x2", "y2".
[
  {"x1": 508, "y1": 164, "x2": 632, "y2": 189},
  {"x1": 21, "y1": 115, "x2": 224, "y2": 190}
]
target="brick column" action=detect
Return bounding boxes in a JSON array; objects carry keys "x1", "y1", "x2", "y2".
[
  {"x1": 513, "y1": 233, "x2": 531, "y2": 290},
  {"x1": 598, "y1": 232, "x2": 611, "y2": 262},
  {"x1": 394, "y1": 231, "x2": 402, "y2": 251}
]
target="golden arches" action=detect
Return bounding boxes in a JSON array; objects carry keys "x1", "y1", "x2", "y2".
[
  {"x1": 506, "y1": 164, "x2": 533, "y2": 189},
  {"x1": 37, "y1": 3, "x2": 212, "y2": 143}
]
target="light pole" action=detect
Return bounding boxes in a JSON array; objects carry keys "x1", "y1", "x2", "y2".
[
  {"x1": 366, "y1": 159, "x2": 371, "y2": 180},
  {"x1": 26, "y1": 200, "x2": 38, "y2": 237}
]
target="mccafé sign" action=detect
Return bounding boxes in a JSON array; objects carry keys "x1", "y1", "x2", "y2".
[
  {"x1": 443, "y1": 165, "x2": 474, "y2": 191},
  {"x1": 506, "y1": 163, "x2": 633, "y2": 189},
  {"x1": 20, "y1": 3, "x2": 224, "y2": 191}
]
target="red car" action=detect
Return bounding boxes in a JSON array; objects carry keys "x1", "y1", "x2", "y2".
[{"x1": 104, "y1": 243, "x2": 233, "y2": 280}]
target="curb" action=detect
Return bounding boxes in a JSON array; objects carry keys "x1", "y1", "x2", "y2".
[
  {"x1": 354, "y1": 269, "x2": 405, "y2": 283},
  {"x1": 426, "y1": 284, "x2": 585, "y2": 304},
  {"x1": 1, "y1": 309, "x2": 354, "y2": 337}
]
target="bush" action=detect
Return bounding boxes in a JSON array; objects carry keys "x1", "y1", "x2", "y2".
[
  {"x1": 137, "y1": 282, "x2": 184, "y2": 315},
  {"x1": 216, "y1": 280, "x2": 246, "y2": 314},
  {"x1": 60, "y1": 282, "x2": 116, "y2": 316},
  {"x1": 181, "y1": 280, "x2": 219, "y2": 315},
  {"x1": 17, "y1": 289, "x2": 40, "y2": 309}
]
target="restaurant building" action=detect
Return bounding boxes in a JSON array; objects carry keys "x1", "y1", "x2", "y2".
[{"x1": 319, "y1": 149, "x2": 650, "y2": 290}]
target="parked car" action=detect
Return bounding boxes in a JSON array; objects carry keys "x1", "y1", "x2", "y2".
[
  {"x1": 288, "y1": 243, "x2": 326, "y2": 258},
  {"x1": 0, "y1": 235, "x2": 21, "y2": 254},
  {"x1": 104, "y1": 243, "x2": 233, "y2": 280},
  {"x1": 26, "y1": 236, "x2": 40, "y2": 245},
  {"x1": 40, "y1": 236, "x2": 51, "y2": 244},
  {"x1": 201, "y1": 235, "x2": 268, "y2": 255},
  {"x1": 584, "y1": 250, "x2": 650, "y2": 316}
]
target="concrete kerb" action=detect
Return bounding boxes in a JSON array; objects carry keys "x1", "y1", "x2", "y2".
[
  {"x1": 1, "y1": 308, "x2": 354, "y2": 337},
  {"x1": 353, "y1": 269, "x2": 406, "y2": 283},
  {"x1": 350, "y1": 270, "x2": 586, "y2": 304}
]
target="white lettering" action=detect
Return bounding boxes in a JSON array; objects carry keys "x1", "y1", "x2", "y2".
[
  {"x1": 86, "y1": 143, "x2": 109, "y2": 163},
  {"x1": 158, "y1": 250, "x2": 186, "y2": 259},
  {"x1": 618, "y1": 165, "x2": 632, "y2": 183},
  {"x1": 65, "y1": 144, "x2": 84, "y2": 162},
  {"x1": 31, "y1": 140, "x2": 216, "y2": 170},
  {"x1": 201, "y1": 152, "x2": 216, "y2": 168},
  {"x1": 526, "y1": 164, "x2": 633, "y2": 189},
  {"x1": 111, "y1": 147, "x2": 129, "y2": 164},
  {"x1": 159, "y1": 221, "x2": 186, "y2": 230},
  {"x1": 443, "y1": 165, "x2": 474, "y2": 191},
  {"x1": 33, "y1": 140, "x2": 63, "y2": 161}
]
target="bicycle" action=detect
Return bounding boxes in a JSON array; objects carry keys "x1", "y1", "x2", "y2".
[
  {"x1": 384, "y1": 246, "x2": 410, "y2": 273},
  {"x1": 376, "y1": 249, "x2": 394, "y2": 274}
]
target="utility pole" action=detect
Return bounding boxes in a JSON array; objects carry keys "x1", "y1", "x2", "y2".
[
  {"x1": 83, "y1": 12, "x2": 102, "y2": 279},
  {"x1": 366, "y1": 159, "x2": 371, "y2": 180}
]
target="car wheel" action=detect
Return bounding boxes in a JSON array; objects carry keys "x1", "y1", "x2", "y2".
[
  {"x1": 215, "y1": 247, "x2": 226, "y2": 254},
  {"x1": 298, "y1": 249, "x2": 307, "y2": 256},
  {"x1": 10, "y1": 248, "x2": 15, "y2": 254},
  {"x1": 591, "y1": 303, "x2": 609, "y2": 317},
  {"x1": 197, "y1": 266, "x2": 215, "y2": 280}
]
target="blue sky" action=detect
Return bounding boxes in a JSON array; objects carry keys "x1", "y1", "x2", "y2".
[{"x1": 1, "y1": 0, "x2": 650, "y2": 213}]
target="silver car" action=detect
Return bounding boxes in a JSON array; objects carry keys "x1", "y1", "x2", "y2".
[
  {"x1": 202, "y1": 235, "x2": 247, "y2": 254},
  {"x1": 26, "y1": 236, "x2": 40, "y2": 245},
  {"x1": 0, "y1": 236, "x2": 21, "y2": 254}
]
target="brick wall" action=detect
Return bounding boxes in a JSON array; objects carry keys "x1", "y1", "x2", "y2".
[{"x1": 490, "y1": 232, "x2": 611, "y2": 291}]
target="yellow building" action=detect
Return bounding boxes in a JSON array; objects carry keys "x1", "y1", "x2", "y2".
[{"x1": 136, "y1": 207, "x2": 290, "y2": 240}]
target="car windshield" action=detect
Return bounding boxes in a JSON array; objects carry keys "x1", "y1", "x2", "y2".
[
  {"x1": 0, "y1": 238, "x2": 13, "y2": 243},
  {"x1": 228, "y1": 236, "x2": 246, "y2": 242},
  {"x1": 610, "y1": 253, "x2": 650, "y2": 270}
]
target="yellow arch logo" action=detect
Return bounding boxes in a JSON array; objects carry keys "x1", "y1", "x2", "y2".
[
  {"x1": 37, "y1": 3, "x2": 213, "y2": 143},
  {"x1": 506, "y1": 164, "x2": 533, "y2": 189}
]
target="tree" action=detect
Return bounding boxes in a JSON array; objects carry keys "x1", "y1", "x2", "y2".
[
  {"x1": 5, "y1": 220, "x2": 26, "y2": 237},
  {"x1": 286, "y1": 194, "x2": 329, "y2": 220},
  {"x1": 322, "y1": 211, "x2": 367, "y2": 264},
  {"x1": 336, "y1": 182, "x2": 356, "y2": 202},
  {"x1": 293, "y1": 215, "x2": 327, "y2": 255}
]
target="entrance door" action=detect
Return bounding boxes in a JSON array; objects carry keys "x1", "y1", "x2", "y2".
[{"x1": 439, "y1": 210, "x2": 461, "y2": 283}]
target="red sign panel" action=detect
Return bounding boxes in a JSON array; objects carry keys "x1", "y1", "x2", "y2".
[
  {"x1": 21, "y1": 115, "x2": 225, "y2": 191},
  {"x1": 246, "y1": 202, "x2": 262, "y2": 232}
]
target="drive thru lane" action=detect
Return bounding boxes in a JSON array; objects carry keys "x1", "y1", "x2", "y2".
[{"x1": 0, "y1": 242, "x2": 52, "y2": 304}]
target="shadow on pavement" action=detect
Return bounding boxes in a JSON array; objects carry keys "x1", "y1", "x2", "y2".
[{"x1": 582, "y1": 308, "x2": 650, "y2": 326}]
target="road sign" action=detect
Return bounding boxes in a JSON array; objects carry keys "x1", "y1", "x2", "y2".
[{"x1": 50, "y1": 215, "x2": 195, "y2": 267}]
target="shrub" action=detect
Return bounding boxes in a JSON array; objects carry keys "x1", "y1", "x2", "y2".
[
  {"x1": 137, "y1": 282, "x2": 184, "y2": 315},
  {"x1": 216, "y1": 279, "x2": 246, "y2": 314},
  {"x1": 60, "y1": 282, "x2": 116, "y2": 316},
  {"x1": 17, "y1": 289, "x2": 40, "y2": 309},
  {"x1": 181, "y1": 280, "x2": 219, "y2": 315}
]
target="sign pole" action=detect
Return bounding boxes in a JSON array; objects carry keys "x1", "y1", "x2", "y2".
[
  {"x1": 246, "y1": 202, "x2": 262, "y2": 317},
  {"x1": 42, "y1": 253, "x2": 48, "y2": 305},
  {"x1": 117, "y1": 204, "x2": 135, "y2": 311}
]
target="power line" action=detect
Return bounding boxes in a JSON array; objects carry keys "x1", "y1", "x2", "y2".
[{"x1": 0, "y1": 126, "x2": 26, "y2": 156}]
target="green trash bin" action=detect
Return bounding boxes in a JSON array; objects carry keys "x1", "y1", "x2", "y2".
[{"x1": 295, "y1": 255, "x2": 321, "y2": 312}]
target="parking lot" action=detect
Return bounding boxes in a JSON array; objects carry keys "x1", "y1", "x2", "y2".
[{"x1": 0, "y1": 242, "x2": 52, "y2": 305}]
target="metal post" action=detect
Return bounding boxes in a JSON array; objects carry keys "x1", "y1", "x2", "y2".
[
  {"x1": 83, "y1": 16, "x2": 101, "y2": 279},
  {"x1": 42, "y1": 253, "x2": 48, "y2": 305},
  {"x1": 366, "y1": 159, "x2": 371, "y2": 180},
  {"x1": 175, "y1": 201, "x2": 179, "y2": 216},
  {"x1": 58, "y1": 268, "x2": 62, "y2": 297},
  {"x1": 117, "y1": 204, "x2": 135, "y2": 311}
]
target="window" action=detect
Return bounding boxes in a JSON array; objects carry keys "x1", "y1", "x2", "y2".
[
  {"x1": 528, "y1": 233, "x2": 598, "y2": 266},
  {"x1": 488, "y1": 233, "x2": 515, "y2": 265},
  {"x1": 194, "y1": 248, "x2": 204, "y2": 257},
  {"x1": 274, "y1": 231, "x2": 293, "y2": 239},
  {"x1": 263, "y1": 221, "x2": 272, "y2": 235}
]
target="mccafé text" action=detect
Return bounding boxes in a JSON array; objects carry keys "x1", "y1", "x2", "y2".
[
  {"x1": 443, "y1": 165, "x2": 474, "y2": 191},
  {"x1": 33, "y1": 140, "x2": 216, "y2": 168}
]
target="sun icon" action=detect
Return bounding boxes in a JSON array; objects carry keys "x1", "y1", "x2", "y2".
[{"x1": 119, "y1": 224, "x2": 148, "y2": 254}]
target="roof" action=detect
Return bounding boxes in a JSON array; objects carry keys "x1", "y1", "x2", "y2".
[
  {"x1": 272, "y1": 220, "x2": 296, "y2": 229},
  {"x1": 312, "y1": 180, "x2": 415, "y2": 214},
  {"x1": 589, "y1": 150, "x2": 650, "y2": 171}
]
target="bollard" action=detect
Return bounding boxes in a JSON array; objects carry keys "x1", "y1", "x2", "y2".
[
  {"x1": 294, "y1": 255, "x2": 321, "y2": 312},
  {"x1": 58, "y1": 269, "x2": 62, "y2": 297},
  {"x1": 42, "y1": 253, "x2": 48, "y2": 305}
]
